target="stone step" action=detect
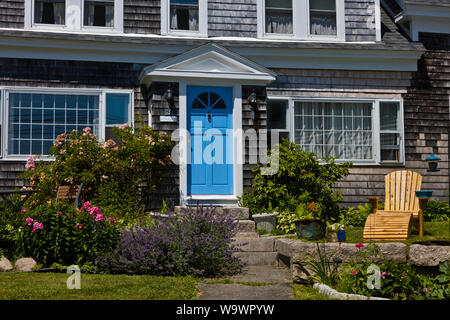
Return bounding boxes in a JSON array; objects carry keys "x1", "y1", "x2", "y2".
[
  {"x1": 233, "y1": 252, "x2": 279, "y2": 266},
  {"x1": 232, "y1": 237, "x2": 275, "y2": 252},
  {"x1": 174, "y1": 206, "x2": 250, "y2": 220},
  {"x1": 238, "y1": 220, "x2": 256, "y2": 233},
  {"x1": 233, "y1": 232, "x2": 260, "y2": 239}
]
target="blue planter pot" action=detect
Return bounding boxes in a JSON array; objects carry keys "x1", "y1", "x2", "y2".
[
  {"x1": 295, "y1": 219, "x2": 325, "y2": 240},
  {"x1": 415, "y1": 190, "x2": 433, "y2": 198}
]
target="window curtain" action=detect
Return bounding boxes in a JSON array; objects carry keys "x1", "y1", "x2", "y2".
[
  {"x1": 294, "y1": 102, "x2": 372, "y2": 160},
  {"x1": 170, "y1": 6, "x2": 199, "y2": 30},
  {"x1": 265, "y1": 13, "x2": 293, "y2": 34},
  {"x1": 35, "y1": 0, "x2": 65, "y2": 24},
  {"x1": 53, "y1": 1, "x2": 65, "y2": 24},
  {"x1": 310, "y1": 14, "x2": 337, "y2": 35}
]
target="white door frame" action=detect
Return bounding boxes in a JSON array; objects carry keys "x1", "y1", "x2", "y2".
[{"x1": 179, "y1": 79, "x2": 243, "y2": 205}]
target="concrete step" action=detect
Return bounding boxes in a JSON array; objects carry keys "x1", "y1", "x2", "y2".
[
  {"x1": 233, "y1": 232, "x2": 260, "y2": 239},
  {"x1": 233, "y1": 252, "x2": 279, "y2": 266},
  {"x1": 174, "y1": 206, "x2": 250, "y2": 220},
  {"x1": 238, "y1": 220, "x2": 256, "y2": 233},
  {"x1": 232, "y1": 237, "x2": 275, "y2": 252}
]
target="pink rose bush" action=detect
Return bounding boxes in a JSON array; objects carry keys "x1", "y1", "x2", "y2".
[
  {"x1": 16, "y1": 201, "x2": 120, "y2": 267},
  {"x1": 20, "y1": 125, "x2": 174, "y2": 224}
]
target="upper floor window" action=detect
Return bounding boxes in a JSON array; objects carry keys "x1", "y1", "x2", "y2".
[
  {"x1": 309, "y1": 0, "x2": 337, "y2": 36},
  {"x1": 84, "y1": 0, "x2": 115, "y2": 27},
  {"x1": 161, "y1": 0, "x2": 207, "y2": 36},
  {"x1": 34, "y1": 0, "x2": 65, "y2": 25},
  {"x1": 170, "y1": 0, "x2": 199, "y2": 31},
  {"x1": 25, "y1": 0, "x2": 123, "y2": 32},
  {"x1": 265, "y1": 0, "x2": 292, "y2": 34},
  {"x1": 257, "y1": 0, "x2": 345, "y2": 40}
]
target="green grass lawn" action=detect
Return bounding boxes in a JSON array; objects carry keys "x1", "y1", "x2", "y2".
[
  {"x1": 292, "y1": 284, "x2": 336, "y2": 300},
  {"x1": 289, "y1": 221, "x2": 450, "y2": 245},
  {"x1": 344, "y1": 221, "x2": 450, "y2": 245},
  {"x1": 0, "y1": 273, "x2": 199, "y2": 300}
]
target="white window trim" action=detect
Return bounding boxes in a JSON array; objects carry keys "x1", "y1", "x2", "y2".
[
  {"x1": 0, "y1": 86, "x2": 133, "y2": 161},
  {"x1": 266, "y1": 96, "x2": 404, "y2": 166},
  {"x1": 257, "y1": 0, "x2": 345, "y2": 41},
  {"x1": 161, "y1": 0, "x2": 208, "y2": 37},
  {"x1": 24, "y1": 0, "x2": 124, "y2": 33}
]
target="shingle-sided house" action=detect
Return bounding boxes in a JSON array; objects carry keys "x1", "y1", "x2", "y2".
[{"x1": 0, "y1": 0, "x2": 448, "y2": 209}]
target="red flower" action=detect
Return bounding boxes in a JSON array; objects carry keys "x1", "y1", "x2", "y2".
[
  {"x1": 307, "y1": 202, "x2": 315, "y2": 210},
  {"x1": 355, "y1": 243, "x2": 364, "y2": 248}
]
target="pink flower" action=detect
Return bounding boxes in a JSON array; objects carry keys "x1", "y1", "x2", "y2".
[
  {"x1": 83, "y1": 201, "x2": 91, "y2": 210},
  {"x1": 95, "y1": 213, "x2": 104, "y2": 222},
  {"x1": 83, "y1": 127, "x2": 91, "y2": 135},
  {"x1": 355, "y1": 243, "x2": 364, "y2": 248},
  {"x1": 100, "y1": 175, "x2": 108, "y2": 181},
  {"x1": 76, "y1": 223, "x2": 82, "y2": 229},
  {"x1": 25, "y1": 156, "x2": 36, "y2": 170},
  {"x1": 25, "y1": 217, "x2": 34, "y2": 226},
  {"x1": 32, "y1": 222, "x2": 43, "y2": 232},
  {"x1": 118, "y1": 123, "x2": 129, "y2": 130},
  {"x1": 351, "y1": 270, "x2": 358, "y2": 275},
  {"x1": 108, "y1": 217, "x2": 117, "y2": 224},
  {"x1": 89, "y1": 206, "x2": 100, "y2": 216},
  {"x1": 22, "y1": 208, "x2": 28, "y2": 213},
  {"x1": 79, "y1": 152, "x2": 83, "y2": 155}
]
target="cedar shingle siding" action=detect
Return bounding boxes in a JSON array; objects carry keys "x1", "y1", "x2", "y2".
[
  {"x1": 208, "y1": 0, "x2": 258, "y2": 38},
  {"x1": 345, "y1": 0, "x2": 377, "y2": 42},
  {"x1": 124, "y1": 0, "x2": 161, "y2": 34},
  {"x1": 0, "y1": 58, "x2": 148, "y2": 189},
  {"x1": 0, "y1": 0, "x2": 24, "y2": 28}
]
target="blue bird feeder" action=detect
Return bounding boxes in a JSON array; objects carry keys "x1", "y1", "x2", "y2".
[{"x1": 426, "y1": 154, "x2": 441, "y2": 172}]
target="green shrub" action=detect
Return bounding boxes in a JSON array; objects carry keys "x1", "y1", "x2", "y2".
[
  {"x1": 336, "y1": 243, "x2": 425, "y2": 299},
  {"x1": 339, "y1": 203, "x2": 373, "y2": 227},
  {"x1": 276, "y1": 211, "x2": 297, "y2": 234},
  {"x1": 20, "y1": 125, "x2": 174, "y2": 223},
  {"x1": 15, "y1": 201, "x2": 120, "y2": 267},
  {"x1": 0, "y1": 195, "x2": 26, "y2": 259},
  {"x1": 423, "y1": 200, "x2": 450, "y2": 222},
  {"x1": 239, "y1": 139, "x2": 351, "y2": 222}
]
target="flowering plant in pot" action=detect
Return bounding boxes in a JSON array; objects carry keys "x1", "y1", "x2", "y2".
[{"x1": 294, "y1": 202, "x2": 325, "y2": 240}]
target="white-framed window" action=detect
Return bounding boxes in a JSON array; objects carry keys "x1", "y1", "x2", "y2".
[
  {"x1": 257, "y1": 0, "x2": 345, "y2": 40},
  {"x1": 161, "y1": 0, "x2": 208, "y2": 37},
  {"x1": 0, "y1": 87, "x2": 133, "y2": 159},
  {"x1": 24, "y1": 0, "x2": 123, "y2": 33},
  {"x1": 266, "y1": 97, "x2": 404, "y2": 165}
]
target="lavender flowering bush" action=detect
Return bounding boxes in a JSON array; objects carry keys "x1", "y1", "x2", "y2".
[{"x1": 97, "y1": 206, "x2": 244, "y2": 277}]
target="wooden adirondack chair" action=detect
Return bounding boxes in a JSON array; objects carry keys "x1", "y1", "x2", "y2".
[
  {"x1": 56, "y1": 183, "x2": 83, "y2": 209},
  {"x1": 363, "y1": 170, "x2": 423, "y2": 241}
]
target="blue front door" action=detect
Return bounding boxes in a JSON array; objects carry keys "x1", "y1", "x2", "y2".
[{"x1": 187, "y1": 85, "x2": 233, "y2": 195}]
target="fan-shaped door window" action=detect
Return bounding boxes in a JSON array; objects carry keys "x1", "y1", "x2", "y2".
[{"x1": 191, "y1": 91, "x2": 226, "y2": 109}]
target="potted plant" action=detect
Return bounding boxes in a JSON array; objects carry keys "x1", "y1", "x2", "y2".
[
  {"x1": 253, "y1": 212, "x2": 279, "y2": 234},
  {"x1": 294, "y1": 202, "x2": 325, "y2": 240},
  {"x1": 325, "y1": 221, "x2": 341, "y2": 242}
]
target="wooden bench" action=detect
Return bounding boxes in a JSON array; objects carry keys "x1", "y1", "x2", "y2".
[
  {"x1": 56, "y1": 183, "x2": 83, "y2": 209},
  {"x1": 363, "y1": 170, "x2": 422, "y2": 241}
]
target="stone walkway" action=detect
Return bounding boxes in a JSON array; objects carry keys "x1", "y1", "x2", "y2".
[{"x1": 197, "y1": 265, "x2": 295, "y2": 300}]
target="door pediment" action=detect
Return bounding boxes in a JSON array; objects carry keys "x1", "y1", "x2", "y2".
[{"x1": 139, "y1": 43, "x2": 277, "y2": 86}]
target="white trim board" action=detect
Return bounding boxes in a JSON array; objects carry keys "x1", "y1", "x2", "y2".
[{"x1": 0, "y1": 33, "x2": 424, "y2": 72}]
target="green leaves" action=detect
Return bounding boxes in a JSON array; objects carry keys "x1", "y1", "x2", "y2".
[{"x1": 239, "y1": 139, "x2": 351, "y2": 228}]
